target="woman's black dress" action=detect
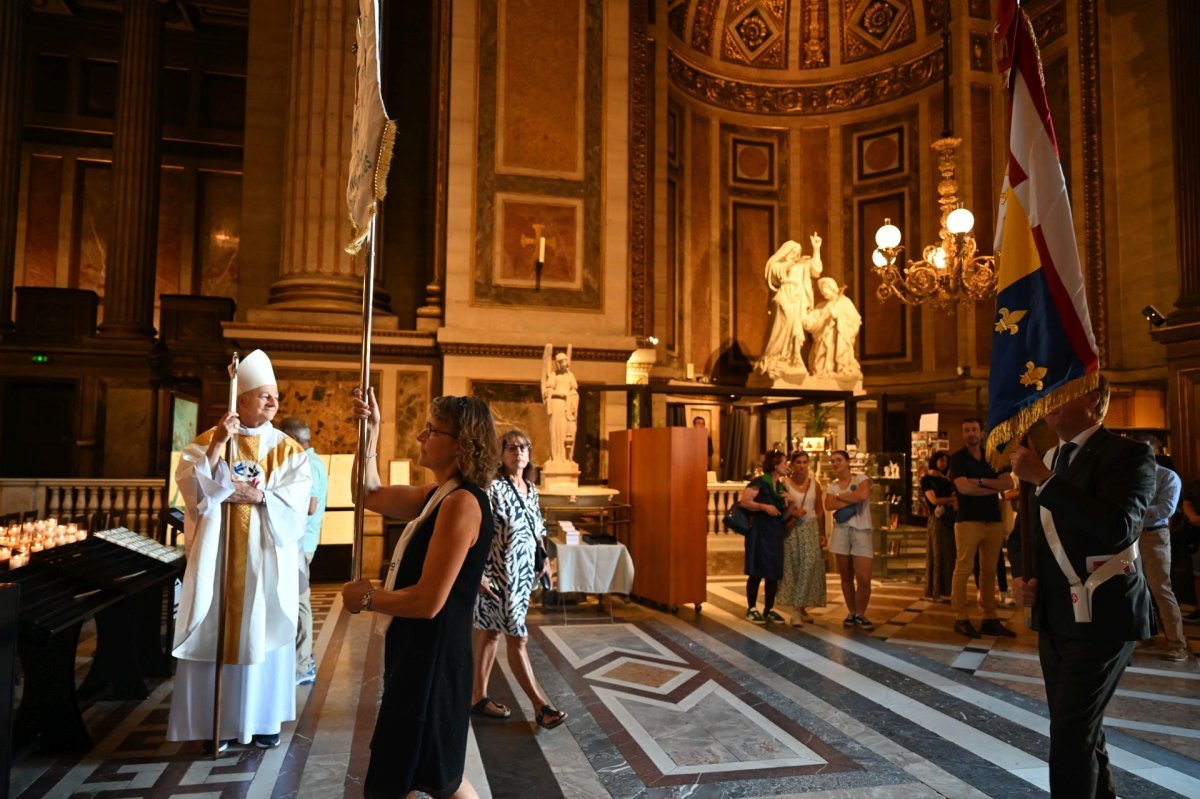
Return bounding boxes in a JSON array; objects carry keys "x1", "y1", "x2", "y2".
[
  {"x1": 744, "y1": 475, "x2": 788, "y2": 580},
  {"x1": 364, "y1": 482, "x2": 494, "y2": 799}
]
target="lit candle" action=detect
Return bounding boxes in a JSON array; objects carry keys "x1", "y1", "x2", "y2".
[
  {"x1": 46, "y1": 517, "x2": 57, "y2": 528},
  {"x1": 78, "y1": 529, "x2": 88, "y2": 540},
  {"x1": 22, "y1": 522, "x2": 33, "y2": 535},
  {"x1": 538, "y1": 236, "x2": 546, "y2": 262},
  {"x1": 0, "y1": 546, "x2": 9, "y2": 562},
  {"x1": 30, "y1": 541, "x2": 43, "y2": 553},
  {"x1": 67, "y1": 523, "x2": 78, "y2": 534},
  {"x1": 44, "y1": 537, "x2": 57, "y2": 549},
  {"x1": 10, "y1": 551, "x2": 28, "y2": 569}
]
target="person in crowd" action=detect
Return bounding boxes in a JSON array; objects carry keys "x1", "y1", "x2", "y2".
[
  {"x1": 1128, "y1": 434, "x2": 1187, "y2": 661},
  {"x1": 168, "y1": 349, "x2": 312, "y2": 754},
  {"x1": 1181, "y1": 478, "x2": 1200, "y2": 623},
  {"x1": 693, "y1": 415, "x2": 715, "y2": 462},
  {"x1": 921, "y1": 451, "x2": 957, "y2": 602},
  {"x1": 341, "y1": 389, "x2": 499, "y2": 799},
  {"x1": 738, "y1": 450, "x2": 792, "y2": 624},
  {"x1": 1010, "y1": 375, "x2": 1156, "y2": 799},
  {"x1": 824, "y1": 450, "x2": 875, "y2": 630},
  {"x1": 279, "y1": 416, "x2": 328, "y2": 686},
  {"x1": 471, "y1": 429, "x2": 567, "y2": 729},
  {"x1": 778, "y1": 450, "x2": 826, "y2": 625},
  {"x1": 949, "y1": 418, "x2": 1016, "y2": 639}
]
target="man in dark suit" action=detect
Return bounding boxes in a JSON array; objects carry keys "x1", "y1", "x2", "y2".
[{"x1": 1009, "y1": 375, "x2": 1156, "y2": 798}]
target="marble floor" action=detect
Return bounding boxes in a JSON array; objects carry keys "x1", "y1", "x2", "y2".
[{"x1": 9, "y1": 576, "x2": 1200, "y2": 798}]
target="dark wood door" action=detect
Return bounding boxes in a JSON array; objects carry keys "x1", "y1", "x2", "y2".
[{"x1": 1, "y1": 382, "x2": 75, "y2": 477}]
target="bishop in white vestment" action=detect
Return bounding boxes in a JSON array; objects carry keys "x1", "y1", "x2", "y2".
[{"x1": 167, "y1": 350, "x2": 312, "y2": 749}]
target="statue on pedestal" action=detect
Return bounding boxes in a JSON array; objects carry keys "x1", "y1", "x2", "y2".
[
  {"x1": 541, "y1": 344, "x2": 579, "y2": 464},
  {"x1": 805, "y1": 277, "x2": 862, "y2": 378},
  {"x1": 755, "y1": 233, "x2": 822, "y2": 379}
]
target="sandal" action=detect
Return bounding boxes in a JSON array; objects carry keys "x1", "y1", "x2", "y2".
[
  {"x1": 536, "y1": 705, "x2": 567, "y2": 730},
  {"x1": 470, "y1": 697, "x2": 511, "y2": 719}
]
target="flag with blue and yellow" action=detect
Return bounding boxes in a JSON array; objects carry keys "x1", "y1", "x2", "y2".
[{"x1": 986, "y1": 0, "x2": 1099, "y2": 456}]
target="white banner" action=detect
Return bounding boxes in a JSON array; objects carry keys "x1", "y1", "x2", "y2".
[{"x1": 345, "y1": 0, "x2": 395, "y2": 254}]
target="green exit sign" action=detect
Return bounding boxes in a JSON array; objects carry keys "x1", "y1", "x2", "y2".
[{"x1": 31, "y1": 354, "x2": 51, "y2": 364}]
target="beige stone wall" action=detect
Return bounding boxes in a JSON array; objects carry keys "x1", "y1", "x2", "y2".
[{"x1": 1099, "y1": 0, "x2": 1177, "y2": 380}]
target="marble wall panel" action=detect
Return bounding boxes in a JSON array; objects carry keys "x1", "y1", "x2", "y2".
[
  {"x1": 21, "y1": 154, "x2": 63, "y2": 287},
  {"x1": 195, "y1": 170, "x2": 240, "y2": 299},
  {"x1": 496, "y1": 0, "x2": 583, "y2": 177},
  {"x1": 155, "y1": 166, "x2": 186, "y2": 300},
  {"x1": 856, "y1": 192, "x2": 907, "y2": 360},
  {"x1": 970, "y1": 84, "x2": 996, "y2": 368},
  {"x1": 102, "y1": 385, "x2": 152, "y2": 478},
  {"x1": 472, "y1": 0, "x2": 603, "y2": 311},
  {"x1": 393, "y1": 371, "x2": 432, "y2": 469},
  {"x1": 666, "y1": 179, "x2": 679, "y2": 353},
  {"x1": 690, "y1": 112, "x2": 713, "y2": 372},
  {"x1": 796, "y1": 126, "x2": 830, "y2": 276},
  {"x1": 72, "y1": 160, "x2": 111, "y2": 296},
  {"x1": 273, "y1": 370, "x2": 382, "y2": 455},
  {"x1": 731, "y1": 201, "x2": 775, "y2": 360},
  {"x1": 494, "y1": 194, "x2": 582, "y2": 289},
  {"x1": 471, "y1": 381, "x2": 552, "y2": 467},
  {"x1": 853, "y1": 125, "x2": 905, "y2": 182},
  {"x1": 842, "y1": 111, "x2": 919, "y2": 370}
]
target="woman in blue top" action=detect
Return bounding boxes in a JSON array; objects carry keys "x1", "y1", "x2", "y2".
[{"x1": 738, "y1": 450, "x2": 792, "y2": 623}]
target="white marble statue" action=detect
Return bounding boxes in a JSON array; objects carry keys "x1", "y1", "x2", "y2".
[
  {"x1": 805, "y1": 277, "x2": 862, "y2": 377},
  {"x1": 755, "y1": 233, "x2": 823, "y2": 379},
  {"x1": 542, "y1": 344, "x2": 579, "y2": 464}
]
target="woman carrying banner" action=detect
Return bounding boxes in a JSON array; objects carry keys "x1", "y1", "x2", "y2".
[{"x1": 342, "y1": 388, "x2": 499, "y2": 799}]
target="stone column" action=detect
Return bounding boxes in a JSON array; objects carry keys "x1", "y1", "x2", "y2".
[
  {"x1": 98, "y1": 0, "x2": 165, "y2": 340},
  {"x1": 1168, "y1": 0, "x2": 1200, "y2": 323},
  {"x1": 265, "y1": 0, "x2": 375, "y2": 315},
  {"x1": 0, "y1": 1, "x2": 23, "y2": 337}
]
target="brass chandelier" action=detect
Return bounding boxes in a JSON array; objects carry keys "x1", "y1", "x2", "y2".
[{"x1": 870, "y1": 4, "x2": 997, "y2": 310}]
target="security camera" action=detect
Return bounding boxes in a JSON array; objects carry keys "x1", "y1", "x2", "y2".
[{"x1": 1141, "y1": 305, "x2": 1167, "y2": 327}]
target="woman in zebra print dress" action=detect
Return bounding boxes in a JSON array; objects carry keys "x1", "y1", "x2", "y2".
[{"x1": 470, "y1": 430, "x2": 567, "y2": 729}]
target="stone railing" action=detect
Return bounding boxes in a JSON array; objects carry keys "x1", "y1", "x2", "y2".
[
  {"x1": 0, "y1": 479, "x2": 167, "y2": 539},
  {"x1": 707, "y1": 481, "x2": 747, "y2": 534}
]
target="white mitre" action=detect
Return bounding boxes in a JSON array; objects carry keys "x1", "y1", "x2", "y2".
[{"x1": 238, "y1": 349, "x2": 277, "y2": 394}]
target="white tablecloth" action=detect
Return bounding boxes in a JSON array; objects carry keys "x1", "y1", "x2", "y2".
[{"x1": 549, "y1": 539, "x2": 634, "y2": 594}]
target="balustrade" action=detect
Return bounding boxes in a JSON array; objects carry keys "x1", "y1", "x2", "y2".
[
  {"x1": 706, "y1": 482, "x2": 746, "y2": 535},
  {"x1": 0, "y1": 479, "x2": 166, "y2": 539}
]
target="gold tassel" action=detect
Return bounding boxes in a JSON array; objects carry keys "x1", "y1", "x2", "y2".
[
  {"x1": 344, "y1": 120, "x2": 398, "y2": 255},
  {"x1": 985, "y1": 370, "x2": 1100, "y2": 457}
]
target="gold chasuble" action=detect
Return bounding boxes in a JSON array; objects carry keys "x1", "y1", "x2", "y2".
[{"x1": 172, "y1": 422, "x2": 312, "y2": 666}]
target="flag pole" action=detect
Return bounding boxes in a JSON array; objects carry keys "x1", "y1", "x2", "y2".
[
  {"x1": 211, "y1": 352, "x2": 239, "y2": 759},
  {"x1": 351, "y1": 215, "x2": 378, "y2": 583}
]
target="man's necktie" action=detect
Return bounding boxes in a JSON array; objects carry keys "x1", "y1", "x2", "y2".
[{"x1": 1053, "y1": 442, "x2": 1077, "y2": 476}]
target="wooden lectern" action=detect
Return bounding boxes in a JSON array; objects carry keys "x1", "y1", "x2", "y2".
[{"x1": 608, "y1": 427, "x2": 708, "y2": 611}]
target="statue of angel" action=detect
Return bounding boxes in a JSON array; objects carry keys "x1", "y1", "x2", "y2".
[{"x1": 542, "y1": 344, "x2": 579, "y2": 464}]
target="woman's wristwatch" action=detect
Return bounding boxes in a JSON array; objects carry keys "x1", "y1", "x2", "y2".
[{"x1": 361, "y1": 587, "x2": 375, "y2": 612}]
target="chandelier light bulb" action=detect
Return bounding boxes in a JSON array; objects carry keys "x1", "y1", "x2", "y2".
[
  {"x1": 875, "y1": 219, "x2": 902, "y2": 250},
  {"x1": 871, "y1": 249, "x2": 888, "y2": 268},
  {"x1": 932, "y1": 247, "x2": 948, "y2": 270},
  {"x1": 946, "y1": 207, "x2": 975, "y2": 235}
]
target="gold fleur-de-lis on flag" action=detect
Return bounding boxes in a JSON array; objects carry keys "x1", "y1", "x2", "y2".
[
  {"x1": 995, "y1": 307, "x2": 1027, "y2": 335},
  {"x1": 1019, "y1": 361, "x2": 1048, "y2": 392}
]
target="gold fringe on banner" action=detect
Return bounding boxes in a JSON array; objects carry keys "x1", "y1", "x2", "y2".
[
  {"x1": 345, "y1": 119, "x2": 397, "y2": 255},
  {"x1": 985, "y1": 370, "x2": 1100, "y2": 458}
]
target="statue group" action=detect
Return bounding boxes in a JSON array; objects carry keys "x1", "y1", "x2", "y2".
[{"x1": 755, "y1": 233, "x2": 862, "y2": 382}]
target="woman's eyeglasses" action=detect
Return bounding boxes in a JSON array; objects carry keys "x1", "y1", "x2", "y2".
[
  {"x1": 503, "y1": 443, "x2": 530, "y2": 453},
  {"x1": 419, "y1": 423, "x2": 454, "y2": 439}
]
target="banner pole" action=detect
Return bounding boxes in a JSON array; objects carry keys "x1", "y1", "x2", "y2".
[{"x1": 351, "y1": 214, "x2": 378, "y2": 583}]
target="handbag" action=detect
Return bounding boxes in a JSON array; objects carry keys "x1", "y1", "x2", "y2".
[
  {"x1": 833, "y1": 503, "x2": 860, "y2": 524},
  {"x1": 722, "y1": 505, "x2": 752, "y2": 535}
]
